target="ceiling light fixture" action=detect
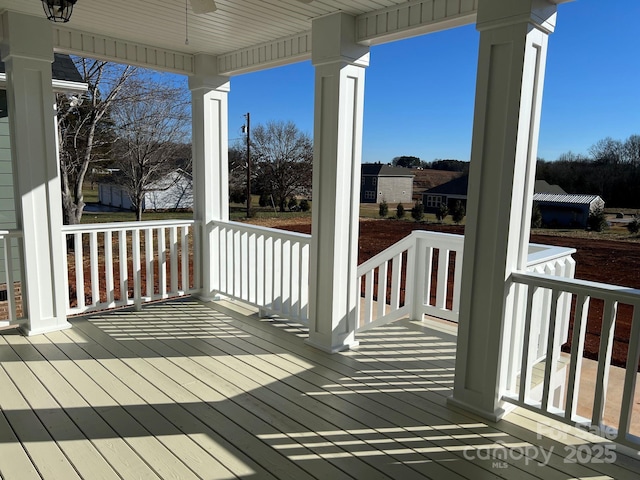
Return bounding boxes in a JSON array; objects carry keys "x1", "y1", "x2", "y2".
[{"x1": 42, "y1": 0, "x2": 77, "y2": 23}]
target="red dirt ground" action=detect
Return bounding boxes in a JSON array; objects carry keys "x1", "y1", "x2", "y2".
[{"x1": 253, "y1": 217, "x2": 640, "y2": 369}]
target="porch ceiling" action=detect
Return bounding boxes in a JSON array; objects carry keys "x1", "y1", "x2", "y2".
[{"x1": 0, "y1": 0, "x2": 482, "y2": 75}]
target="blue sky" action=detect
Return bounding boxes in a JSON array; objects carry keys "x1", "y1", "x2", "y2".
[{"x1": 226, "y1": 0, "x2": 640, "y2": 163}]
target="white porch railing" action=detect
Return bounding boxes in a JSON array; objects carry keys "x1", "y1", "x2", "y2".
[
  {"x1": 355, "y1": 231, "x2": 575, "y2": 333},
  {"x1": 356, "y1": 231, "x2": 464, "y2": 332},
  {"x1": 505, "y1": 271, "x2": 640, "y2": 451},
  {"x1": 210, "y1": 221, "x2": 311, "y2": 325},
  {"x1": 0, "y1": 229, "x2": 24, "y2": 327},
  {"x1": 62, "y1": 220, "x2": 200, "y2": 315}
]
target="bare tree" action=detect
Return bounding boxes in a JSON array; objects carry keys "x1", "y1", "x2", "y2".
[
  {"x1": 589, "y1": 137, "x2": 623, "y2": 165},
  {"x1": 57, "y1": 58, "x2": 137, "y2": 224},
  {"x1": 110, "y1": 78, "x2": 191, "y2": 221},
  {"x1": 252, "y1": 120, "x2": 313, "y2": 212},
  {"x1": 228, "y1": 144, "x2": 248, "y2": 203}
]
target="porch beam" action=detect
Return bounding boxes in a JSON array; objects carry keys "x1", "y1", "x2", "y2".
[
  {"x1": 189, "y1": 54, "x2": 230, "y2": 300},
  {"x1": 356, "y1": 0, "x2": 477, "y2": 46},
  {"x1": 52, "y1": 26, "x2": 195, "y2": 75},
  {"x1": 306, "y1": 13, "x2": 369, "y2": 353},
  {"x1": 448, "y1": 0, "x2": 556, "y2": 420},
  {"x1": 0, "y1": 11, "x2": 70, "y2": 335},
  {"x1": 217, "y1": 31, "x2": 312, "y2": 76}
]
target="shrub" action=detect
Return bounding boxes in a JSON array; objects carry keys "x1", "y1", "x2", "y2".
[
  {"x1": 627, "y1": 216, "x2": 640, "y2": 234},
  {"x1": 396, "y1": 203, "x2": 405, "y2": 219},
  {"x1": 411, "y1": 201, "x2": 424, "y2": 222},
  {"x1": 587, "y1": 207, "x2": 608, "y2": 232},
  {"x1": 531, "y1": 204, "x2": 543, "y2": 228},
  {"x1": 258, "y1": 192, "x2": 270, "y2": 207},
  {"x1": 299, "y1": 199, "x2": 310, "y2": 212},
  {"x1": 379, "y1": 200, "x2": 388, "y2": 218},
  {"x1": 229, "y1": 189, "x2": 246, "y2": 204},
  {"x1": 451, "y1": 200, "x2": 466, "y2": 224},
  {"x1": 436, "y1": 203, "x2": 449, "y2": 223},
  {"x1": 288, "y1": 197, "x2": 298, "y2": 211}
]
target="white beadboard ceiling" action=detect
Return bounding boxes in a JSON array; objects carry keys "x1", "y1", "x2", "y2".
[{"x1": 1, "y1": 1, "x2": 405, "y2": 57}]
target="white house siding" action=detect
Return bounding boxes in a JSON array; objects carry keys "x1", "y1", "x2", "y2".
[
  {"x1": 98, "y1": 184, "x2": 134, "y2": 210},
  {"x1": 99, "y1": 172, "x2": 193, "y2": 212},
  {"x1": 144, "y1": 172, "x2": 193, "y2": 210}
]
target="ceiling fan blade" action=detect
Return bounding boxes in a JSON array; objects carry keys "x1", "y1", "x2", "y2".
[{"x1": 190, "y1": 0, "x2": 217, "y2": 14}]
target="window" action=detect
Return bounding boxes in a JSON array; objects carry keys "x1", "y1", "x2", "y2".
[
  {"x1": 426, "y1": 195, "x2": 443, "y2": 208},
  {"x1": 361, "y1": 177, "x2": 365, "y2": 185},
  {"x1": 364, "y1": 191, "x2": 376, "y2": 200},
  {"x1": 372, "y1": 177, "x2": 377, "y2": 186}
]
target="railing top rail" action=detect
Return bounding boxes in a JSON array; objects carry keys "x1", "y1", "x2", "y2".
[
  {"x1": 526, "y1": 243, "x2": 576, "y2": 267},
  {"x1": 0, "y1": 229, "x2": 23, "y2": 238},
  {"x1": 410, "y1": 229, "x2": 465, "y2": 245},
  {"x1": 212, "y1": 220, "x2": 312, "y2": 242},
  {"x1": 357, "y1": 234, "x2": 416, "y2": 274},
  {"x1": 511, "y1": 270, "x2": 640, "y2": 304},
  {"x1": 62, "y1": 219, "x2": 199, "y2": 233}
]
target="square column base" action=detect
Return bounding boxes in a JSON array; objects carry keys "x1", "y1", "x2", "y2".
[
  {"x1": 20, "y1": 321, "x2": 72, "y2": 337},
  {"x1": 446, "y1": 395, "x2": 515, "y2": 423},
  {"x1": 305, "y1": 337, "x2": 359, "y2": 354}
]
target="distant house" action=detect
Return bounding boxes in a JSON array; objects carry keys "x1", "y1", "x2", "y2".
[
  {"x1": 99, "y1": 169, "x2": 193, "y2": 211},
  {"x1": 422, "y1": 175, "x2": 469, "y2": 213},
  {"x1": 410, "y1": 169, "x2": 466, "y2": 202},
  {"x1": 533, "y1": 193, "x2": 604, "y2": 228},
  {"x1": 360, "y1": 164, "x2": 413, "y2": 204},
  {"x1": 423, "y1": 176, "x2": 602, "y2": 228}
]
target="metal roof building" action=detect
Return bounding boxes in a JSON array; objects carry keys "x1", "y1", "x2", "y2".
[{"x1": 533, "y1": 193, "x2": 605, "y2": 228}]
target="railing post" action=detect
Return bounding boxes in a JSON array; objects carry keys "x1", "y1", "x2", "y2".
[{"x1": 408, "y1": 235, "x2": 423, "y2": 322}]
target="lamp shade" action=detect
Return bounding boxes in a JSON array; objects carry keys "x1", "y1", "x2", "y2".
[{"x1": 42, "y1": 0, "x2": 77, "y2": 23}]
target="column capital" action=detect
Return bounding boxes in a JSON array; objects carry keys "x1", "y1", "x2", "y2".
[
  {"x1": 188, "y1": 54, "x2": 230, "y2": 92},
  {"x1": 0, "y1": 11, "x2": 54, "y2": 63},
  {"x1": 311, "y1": 12, "x2": 369, "y2": 68},
  {"x1": 477, "y1": 0, "x2": 557, "y2": 34}
]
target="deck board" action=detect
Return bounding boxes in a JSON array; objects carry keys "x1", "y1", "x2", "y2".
[{"x1": 0, "y1": 297, "x2": 639, "y2": 480}]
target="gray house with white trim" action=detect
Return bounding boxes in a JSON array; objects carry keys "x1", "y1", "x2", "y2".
[{"x1": 360, "y1": 164, "x2": 413, "y2": 204}]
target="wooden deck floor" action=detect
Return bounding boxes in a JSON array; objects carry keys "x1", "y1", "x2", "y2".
[{"x1": 1, "y1": 298, "x2": 639, "y2": 480}]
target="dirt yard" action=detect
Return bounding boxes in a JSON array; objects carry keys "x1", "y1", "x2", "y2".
[{"x1": 252, "y1": 216, "x2": 640, "y2": 369}]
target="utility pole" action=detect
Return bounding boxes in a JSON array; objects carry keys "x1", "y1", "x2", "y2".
[{"x1": 244, "y1": 112, "x2": 251, "y2": 218}]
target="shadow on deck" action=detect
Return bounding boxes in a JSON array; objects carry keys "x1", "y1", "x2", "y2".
[{"x1": 0, "y1": 298, "x2": 638, "y2": 479}]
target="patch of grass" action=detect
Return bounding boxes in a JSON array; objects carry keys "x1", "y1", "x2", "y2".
[{"x1": 82, "y1": 184, "x2": 99, "y2": 203}]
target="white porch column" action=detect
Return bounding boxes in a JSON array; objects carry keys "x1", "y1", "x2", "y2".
[
  {"x1": 0, "y1": 12, "x2": 70, "y2": 335},
  {"x1": 189, "y1": 54, "x2": 229, "y2": 300},
  {"x1": 449, "y1": 0, "x2": 556, "y2": 420},
  {"x1": 306, "y1": 13, "x2": 369, "y2": 353}
]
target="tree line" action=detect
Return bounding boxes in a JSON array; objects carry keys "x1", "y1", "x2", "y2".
[
  {"x1": 537, "y1": 135, "x2": 640, "y2": 208},
  {"x1": 391, "y1": 156, "x2": 469, "y2": 172}
]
